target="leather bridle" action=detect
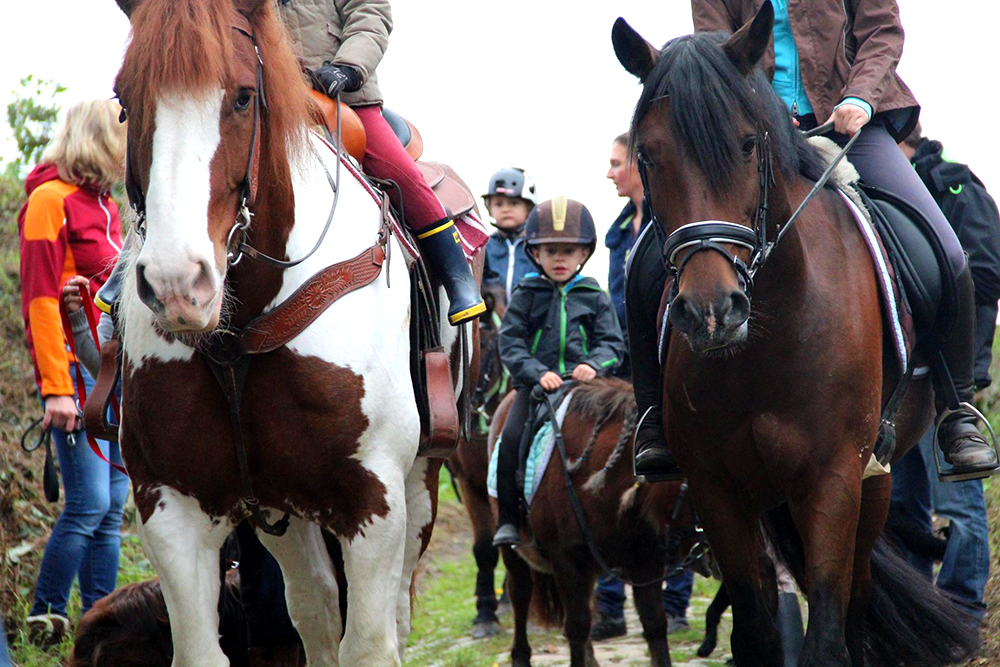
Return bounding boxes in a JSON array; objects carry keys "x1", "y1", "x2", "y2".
[{"x1": 637, "y1": 115, "x2": 860, "y2": 305}]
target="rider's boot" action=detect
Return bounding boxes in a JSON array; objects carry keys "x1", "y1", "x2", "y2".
[
  {"x1": 631, "y1": 308, "x2": 683, "y2": 481},
  {"x1": 936, "y1": 263, "x2": 999, "y2": 476},
  {"x1": 417, "y1": 218, "x2": 486, "y2": 325},
  {"x1": 777, "y1": 592, "x2": 804, "y2": 667}
]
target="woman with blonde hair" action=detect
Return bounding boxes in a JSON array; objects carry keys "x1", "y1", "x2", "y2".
[{"x1": 17, "y1": 98, "x2": 128, "y2": 647}]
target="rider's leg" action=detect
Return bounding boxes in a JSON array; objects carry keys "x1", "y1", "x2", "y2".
[
  {"x1": 626, "y1": 224, "x2": 682, "y2": 479},
  {"x1": 841, "y1": 120, "x2": 997, "y2": 475},
  {"x1": 493, "y1": 390, "x2": 532, "y2": 546},
  {"x1": 353, "y1": 105, "x2": 484, "y2": 325}
]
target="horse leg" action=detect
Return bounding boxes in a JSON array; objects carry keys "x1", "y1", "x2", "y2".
[
  {"x1": 501, "y1": 545, "x2": 534, "y2": 667},
  {"x1": 845, "y1": 474, "x2": 890, "y2": 667},
  {"x1": 337, "y1": 463, "x2": 408, "y2": 666},
  {"x1": 138, "y1": 486, "x2": 232, "y2": 667},
  {"x1": 551, "y1": 559, "x2": 598, "y2": 667},
  {"x1": 459, "y1": 473, "x2": 502, "y2": 637},
  {"x1": 632, "y1": 580, "x2": 671, "y2": 666},
  {"x1": 256, "y1": 517, "x2": 342, "y2": 666},
  {"x1": 789, "y1": 467, "x2": 863, "y2": 666},
  {"x1": 691, "y1": 483, "x2": 781, "y2": 667},
  {"x1": 697, "y1": 583, "x2": 729, "y2": 657},
  {"x1": 394, "y1": 458, "x2": 438, "y2": 659}
]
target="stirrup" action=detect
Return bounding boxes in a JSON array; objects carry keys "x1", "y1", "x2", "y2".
[
  {"x1": 632, "y1": 406, "x2": 683, "y2": 483},
  {"x1": 932, "y1": 402, "x2": 1000, "y2": 482}
]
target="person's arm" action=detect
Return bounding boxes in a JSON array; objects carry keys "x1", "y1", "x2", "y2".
[
  {"x1": 691, "y1": 0, "x2": 740, "y2": 33},
  {"x1": 840, "y1": 0, "x2": 906, "y2": 115},
  {"x1": 68, "y1": 308, "x2": 101, "y2": 378},
  {"x1": 498, "y1": 290, "x2": 550, "y2": 387},
  {"x1": 331, "y1": 0, "x2": 393, "y2": 86},
  {"x1": 583, "y1": 292, "x2": 626, "y2": 375}
]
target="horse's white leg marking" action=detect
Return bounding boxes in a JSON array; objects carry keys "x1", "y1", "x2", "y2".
[
  {"x1": 337, "y1": 460, "x2": 408, "y2": 666},
  {"x1": 139, "y1": 486, "x2": 232, "y2": 667},
  {"x1": 396, "y1": 457, "x2": 434, "y2": 659},
  {"x1": 256, "y1": 517, "x2": 341, "y2": 666}
]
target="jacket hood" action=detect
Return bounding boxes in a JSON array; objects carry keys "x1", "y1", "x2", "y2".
[{"x1": 24, "y1": 163, "x2": 61, "y2": 196}]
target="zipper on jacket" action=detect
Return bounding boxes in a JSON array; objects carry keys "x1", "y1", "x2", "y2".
[
  {"x1": 530, "y1": 329, "x2": 543, "y2": 355},
  {"x1": 579, "y1": 325, "x2": 589, "y2": 357},
  {"x1": 505, "y1": 238, "x2": 518, "y2": 302},
  {"x1": 558, "y1": 290, "x2": 568, "y2": 374}
]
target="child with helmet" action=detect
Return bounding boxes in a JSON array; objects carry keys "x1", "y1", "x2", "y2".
[
  {"x1": 492, "y1": 197, "x2": 625, "y2": 547},
  {"x1": 482, "y1": 167, "x2": 537, "y2": 302}
]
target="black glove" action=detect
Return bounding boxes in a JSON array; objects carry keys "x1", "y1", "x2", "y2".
[{"x1": 313, "y1": 63, "x2": 362, "y2": 98}]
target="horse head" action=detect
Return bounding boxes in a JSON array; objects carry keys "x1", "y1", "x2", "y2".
[
  {"x1": 114, "y1": 0, "x2": 308, "y2": 333},
  {"x1": 613, "y1": 3, "x2": 815, "y2": 355}
]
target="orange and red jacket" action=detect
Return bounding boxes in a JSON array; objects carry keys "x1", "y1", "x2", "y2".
[{"x1": 18, "y1": 163, "x2": 122, "y2": 397}]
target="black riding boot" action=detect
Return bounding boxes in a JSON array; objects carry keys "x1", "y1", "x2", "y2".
[
  {"x1": 627, "y1": 226, "x2": 683, "y2": 482},
  {"x1": 493, "y1": 391, "x2": 532, "y2": 547},
  {"x1": 777, "y1": 592, "x2": 804, "y2": 667},
  {"x1": 936, "y1": 264, "x2": 999, "y2": 477},
  {"x1": 417, "y1": 218, "x2": 486, "y2": 325}
]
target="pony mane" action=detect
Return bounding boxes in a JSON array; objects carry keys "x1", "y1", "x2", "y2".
[
  {"x1": 117, "y1": 0, "x2": 310, "y2": 185},
  {"x1": 630, "y1": 31, "x2": 827, "y2": 190},
  {"x1": 569, "y1": 377, "x2": 636, "y2": 422}
]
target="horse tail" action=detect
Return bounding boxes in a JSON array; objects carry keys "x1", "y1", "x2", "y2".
[
  {"x1": 864, "y1": 536, "x2": 979, "y2": 665},
  {"x1": 442, "y1": 459, "x2": 463, "y2": 504},
  {"x1": 762, "y1": 507, "x2": 980, "y2": 666},
  {"x1": 529, "y1": 570, "x2": 565, "y2": 628}
]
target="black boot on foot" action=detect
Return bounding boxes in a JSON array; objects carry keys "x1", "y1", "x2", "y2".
[
  {"x1": 634, "y1": 407, "x2": 683, "y2": 481},
  {"x1": 417, "y1": 219, "x2": 486, "y2": 325}
]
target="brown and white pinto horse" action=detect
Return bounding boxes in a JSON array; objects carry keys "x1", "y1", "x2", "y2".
[
  {"x1": 613, "y1": 6, "x2": 978, "y2": 667},
  {"x1": 112, "y1": 0, "x2": 457, "y2": 664}
]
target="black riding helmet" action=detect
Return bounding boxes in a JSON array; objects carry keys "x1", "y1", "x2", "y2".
[{"x1": 523, "y1": 196, "x2": 597, "y2": 271}]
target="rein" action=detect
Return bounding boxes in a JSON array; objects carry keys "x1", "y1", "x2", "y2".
[{"x1": 638, "y1": 120, "x2": 860, "y2": 303}]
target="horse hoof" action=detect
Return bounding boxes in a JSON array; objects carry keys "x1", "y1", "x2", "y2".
[
  {"x1": 472, "y1": 620, "x2": 502, "y2": 639},
  {"x1": 696, "y1": 637, "x2": 717, "y2": 657}
]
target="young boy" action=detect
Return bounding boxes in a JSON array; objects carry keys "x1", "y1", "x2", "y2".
[
  {"x1": 493, "y1": 197, "x2": 625, "y2": 547},
  {"x1": 482, "y1": 167, "x2": 537, "y2": 302}
]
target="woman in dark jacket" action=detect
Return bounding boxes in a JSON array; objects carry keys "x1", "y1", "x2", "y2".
[{"x1": 632, "y1": 0, "x2": 998, "y2": 479}]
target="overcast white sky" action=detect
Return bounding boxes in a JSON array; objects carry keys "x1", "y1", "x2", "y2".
[{"x1": 1, "y1": 1, "x2": 996, "y2": 287}]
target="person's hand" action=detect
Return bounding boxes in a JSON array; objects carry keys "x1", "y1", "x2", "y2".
[
  {"x1": 44, "y1": 395, "x2": 79, "y2": 432},
  {"x1": 539, "y1": 371, "x2": 563, "y2": 392},
  {"x1": 62, "y1": 276, "x2": 89, "y2": 313},
  {"x1": 572, "y1": 364, "x2": 597, "y2": 383},
  {"x1": 313, "y1": 63, "x2": 361, "y2": 98},
  {"x1": 825, "y1": 103, "x2": 869, "y2": 137}
]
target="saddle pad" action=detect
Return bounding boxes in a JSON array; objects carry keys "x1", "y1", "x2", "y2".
[{"x1": 488, "y1": 389, "x2": 576, "y2": 507}]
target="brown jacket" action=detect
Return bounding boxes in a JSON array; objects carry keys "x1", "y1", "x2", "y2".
[
  {"x1": 691, "y1": 0, "x2": 919, "y2": 140},
  {"x1": 277, "y1": 0, "x2": 392, "y2": 106}
]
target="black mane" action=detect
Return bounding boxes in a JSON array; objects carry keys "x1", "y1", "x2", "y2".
[{"x1": 630, "y1": 31, "x2": 827, "y2": 190}]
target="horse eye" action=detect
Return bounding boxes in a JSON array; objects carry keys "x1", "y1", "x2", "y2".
[
  {"x1": 741, "y1": 136, "x2": 756, "y2": 159},
  {"x1": 234, "y1": 90, "x2": 253, "y2": 111}
]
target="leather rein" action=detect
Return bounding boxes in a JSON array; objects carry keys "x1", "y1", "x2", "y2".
[
  {"x1": 637, "y1": 119, "x2": 860, "y2": 304},
  {"x1": 120, "y1": 15, "x2": 389, "y2": 537}
]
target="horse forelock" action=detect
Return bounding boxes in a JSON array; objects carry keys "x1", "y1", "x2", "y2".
[
  {"x1": 118, "y1": 0, "x2": 309, "y2": 185},
  {"x1": 630, "y1": 32, "x2": 827, "y2": 190}
]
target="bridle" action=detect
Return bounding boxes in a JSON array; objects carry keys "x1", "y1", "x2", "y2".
[
  {"x1": 636, "y1": 111, "x2": 860, "y2": 304},
  {"x1": 122, "y1": 12, "x2": 344, "y2": 272}
]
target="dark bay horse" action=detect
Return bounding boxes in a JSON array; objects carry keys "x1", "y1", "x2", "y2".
[
  {"x1": 491, "y1": 379, "x2": 703, "y2": 667},
  {"x1": 612, "y1": 6, "x2": 978, "y2": 666},
  {"x1": 448, "y1": 282, "x2": 510, "y2": 638},
  {"x1": 111, "y1": 0, "x2": 461, "y2": 663}
]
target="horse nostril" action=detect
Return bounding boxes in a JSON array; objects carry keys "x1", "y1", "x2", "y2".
[
  {"x1": 135, "y1": 262, "x2": 162, "y2": 313},
  {"x1": 727, "y1": 291, "x2": 751, "y2": 327},
  {"x1": 670, "y1": 294, "x2": 701, "y2": 334},
  {"x1": 190, "y1": 259, "x2": 216, "y2": 307}
]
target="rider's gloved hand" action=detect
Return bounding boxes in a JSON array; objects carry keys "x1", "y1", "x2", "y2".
[{"x1": 313, "y1": 63, "x2": 362, "y2": 98}]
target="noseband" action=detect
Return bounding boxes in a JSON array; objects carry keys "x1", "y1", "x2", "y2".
[{"x1": 637, "y1": 119, "x2": 860, "y2": 304}]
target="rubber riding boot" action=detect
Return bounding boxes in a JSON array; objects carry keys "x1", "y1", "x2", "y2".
[
  {"x1": 95, "y1": 243, "x2": 129, "y2": 314},
  {"x1": 634, "y1": 406, "x2": 684, "y2": 481},
  {"x1": 937, "y1": 264, "x2": 999, "y2": 477},
  {"x1": 417, "y1": 218, "x2": 486, "y2": 325},
  {"x1": 777, "y1": 592, "x2": 804, "y2": 667},
  {"x1": 493, "y1": 522, "x2": 520, "y2": 548}
]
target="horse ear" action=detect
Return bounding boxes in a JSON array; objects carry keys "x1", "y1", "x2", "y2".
[
  {"x1": 115, "y1": 0, "x2": 142, "y2": 18},
  {"x1": 722, "y1": 0, "x2": 774, "y2": 75},
  {"x1": 612, "y1": 17, "x2": 660, "y2": 82}
]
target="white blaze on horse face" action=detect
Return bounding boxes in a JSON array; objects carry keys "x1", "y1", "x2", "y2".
[{"x1": 137, "y1": 89, "x2": 225, "y2": 331}]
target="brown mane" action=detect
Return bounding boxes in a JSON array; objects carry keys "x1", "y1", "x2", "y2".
[
  {"x1": 568, "y1": 377, "x2": 636, "y2": 423},
  {"x1": 117, "y1": 0, "x2": 310, "y2": 186}
]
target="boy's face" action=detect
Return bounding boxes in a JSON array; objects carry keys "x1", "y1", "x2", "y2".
[
  {"x1": 487, "y1": 195, "x2": 532, "y2": 231},
  {"x1": 532, "y1": 243, "x2": 591, "y2": 284}
]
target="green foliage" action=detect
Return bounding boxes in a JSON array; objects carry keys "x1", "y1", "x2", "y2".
[{"x1": 5, "y1": 75, "x2": 65, "y2": 176}]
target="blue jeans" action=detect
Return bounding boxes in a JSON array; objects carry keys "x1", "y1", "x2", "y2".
[
  {"x1": 1, "y1": 614, "x2": 9, "y2": 666},
  {"x1": 31, "y1": 364, "x2": 130, "y2": 616},
  {"x1": 889, "y1": 428, "x2": 990, "y2": 619},
  {"x1": 595, "y1": 570, "x2": 694, "y2": 620}
]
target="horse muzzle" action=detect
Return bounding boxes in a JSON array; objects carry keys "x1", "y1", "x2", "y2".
[
  {"x1": 670, "y1": 288, "x2": 750, "y2": 354},
  {"x1": 135, "y1": 256, "x2": 223, "y2": 332}
]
